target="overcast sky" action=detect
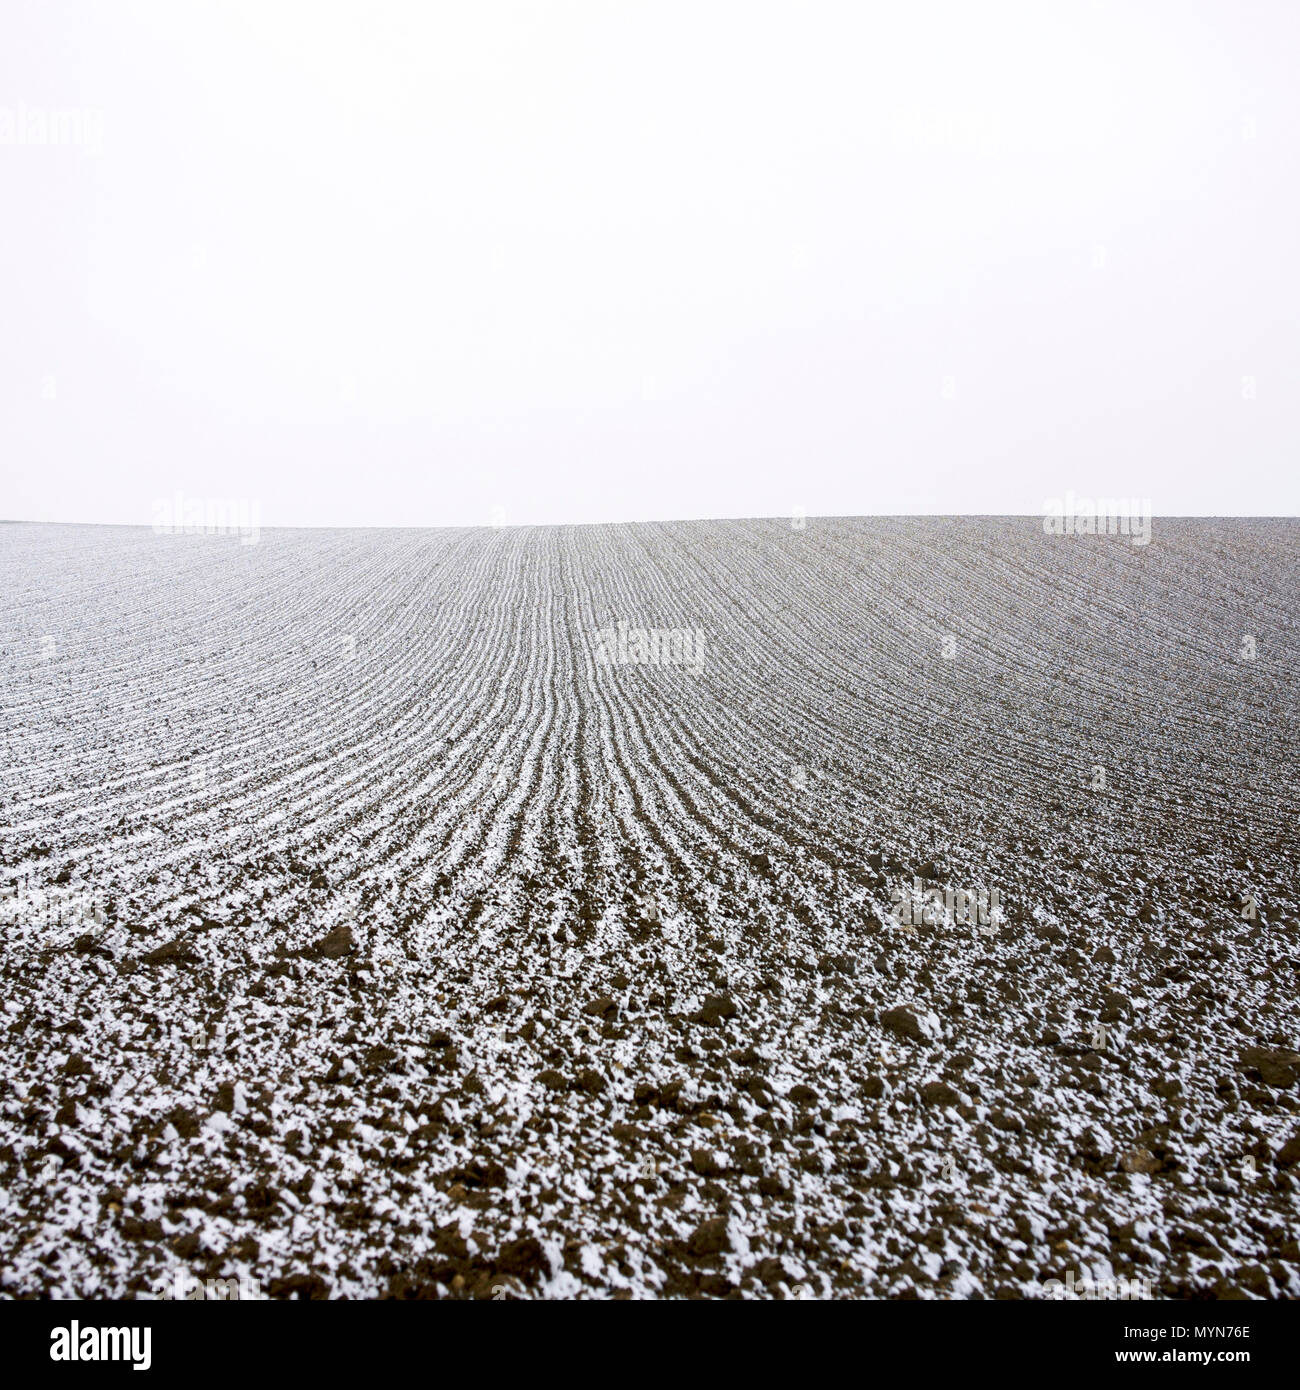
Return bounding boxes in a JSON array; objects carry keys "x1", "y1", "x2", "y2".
[{"x1": 3, "y1": 0, "x2": 1297, "y2": 528}]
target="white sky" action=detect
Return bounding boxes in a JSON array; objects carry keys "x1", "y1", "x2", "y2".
[{"x1": 3, "y1": 0, "x2": 1297, "y2": 527}]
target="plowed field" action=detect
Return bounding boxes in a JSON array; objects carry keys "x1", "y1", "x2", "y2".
[{"x1": 2, "y1": 516, "x2": 1297, "y2": 1299}]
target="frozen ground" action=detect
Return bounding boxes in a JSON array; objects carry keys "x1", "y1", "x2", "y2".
[{"x1": 1, "y1": 516, "x2": 1297, "y2": 1299}]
